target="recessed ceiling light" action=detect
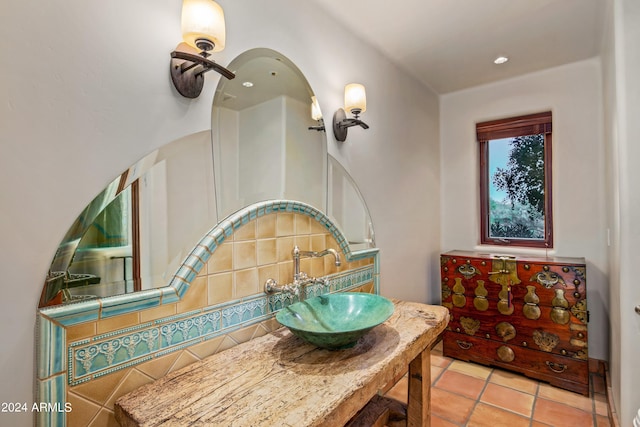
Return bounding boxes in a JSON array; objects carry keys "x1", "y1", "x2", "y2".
[
  {"x1": 242, "y1": 81, "x2": 254, "y2": 88},
  {"x1": 494, "y1": 56, "x2": 509, "y2": 65}
]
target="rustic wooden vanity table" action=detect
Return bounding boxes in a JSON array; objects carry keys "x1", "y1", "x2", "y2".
[{"x1": 115, "y1": 300, "x2": 449, "y2": 427}]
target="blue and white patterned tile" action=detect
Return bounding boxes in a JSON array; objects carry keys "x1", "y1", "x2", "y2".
[
  {"x1": 36, "y1": 314, "x2": 65, "y2": 379},
  {"x1": 174, "y1": 264, "x2": 198, "y2": 284},
  {"x1": 101, "y1": 290, "x2": 162, "y2": 319},
  {"x1": 267, "y1": 292, "x2": 299, "y2": 312},
  {"x1": 185, "y1": 252, "x2": 206, "y2": 274},
  {"x1": 39, "y1": 299, "x2": 101, "y2": 326},
  {"x1": 70, "y1": 327, "x2": 160, "y2": 380},
  {"x1": 222, "y1": 297, "x2": 268, "y2": 329},
  {"x1": 220, "y1": 219, "x2": 234, "y2": 238},
  {"x1": 197, "y1": 234, "x2": 217, "y2": 254},
  {"x1": 160, "y1": 311, "x2": 221, "y2": 348},
  {"x1": 36, "y1": 373, "x2": 66, "y2": 427},
  {"x1": 160, "y1": 286, "x2": 180, "y2": 304},
  {"x1": 173, "y1": 279, "x2": 190, "y2": 299},
  {"x1": 68, "y1": 309, "x2": 223, "y2": 382}
]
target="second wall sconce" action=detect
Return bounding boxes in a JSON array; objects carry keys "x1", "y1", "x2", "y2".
[
  {"x1": 170, "y1": 0, "x2": 235, "y2": 98},
  {"x1": 308, "y1": 96, "x2": 326, "y2": 132},
  {"x1": 333, "y1": 83, "x2": 369, "y2": 142}
]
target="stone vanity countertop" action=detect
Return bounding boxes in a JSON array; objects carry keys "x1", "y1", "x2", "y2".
[{"x1": 115, "y1": 300, "x2": 450, "y2": 427}]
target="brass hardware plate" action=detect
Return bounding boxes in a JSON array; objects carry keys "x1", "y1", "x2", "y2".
[
  {"x1": 531, "y1": 270, "x2": 565, "y2": 288},
  {"x1": 497, "y1": 345, "x2": 515, "y2": 362},
  {"x1": 460, "y1": 317, "x2": 480, "y2": 336},
  {"x1": 533, "y1": 330, "x2": 559, "y2": 352},
  {"x1": 495, "y1": 322, "x2": 516, "y2": 342}
]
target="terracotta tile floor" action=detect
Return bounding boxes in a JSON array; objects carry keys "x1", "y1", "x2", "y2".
[{"x1": 385, "y1": 340, "x2": 610, "y2": 427}]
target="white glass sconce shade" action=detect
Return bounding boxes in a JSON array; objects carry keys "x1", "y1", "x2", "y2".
[
  {"x1": 181, "y1": 0, "x2": 226, "y2": 52},
  {"x1": 344, "y1": 83, "x2": 366, "y2": 114},
  {"x1": 311, "y1": 96, "x2": 322, "y2": 121}
]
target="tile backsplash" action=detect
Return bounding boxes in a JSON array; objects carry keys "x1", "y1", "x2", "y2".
[{"x1": 37, "y1": 200, "x2": 379, "y2": 427}]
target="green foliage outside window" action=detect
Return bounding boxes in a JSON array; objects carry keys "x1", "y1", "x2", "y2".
[{"x1": 489, "y1": 134, "x2": 545, "y2": 239}]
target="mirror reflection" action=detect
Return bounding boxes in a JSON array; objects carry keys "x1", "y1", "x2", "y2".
[
  {"x1": 40, "y1": 132, "x2": 217, "y2": 307},
  {"x1": 40, "y1": 49, "x2": 329, "y2": 308},
  {"x1": 327, "y1": 155, "x2": 375, "y2": 251},
  {"x1": 212, "y1": 48, "x2": 326, "y2": 219}
]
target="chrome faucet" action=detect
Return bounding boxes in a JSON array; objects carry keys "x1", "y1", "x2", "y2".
[
  {"x1": 292, "y1": 246, "x2": 341, "y2": 281},
  {"x1": 264, "y1": 246, "x2": 341, "y2": 300}
]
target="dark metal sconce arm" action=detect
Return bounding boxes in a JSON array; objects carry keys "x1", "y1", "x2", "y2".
[
  {"x1": 169, "y1": 43, "x2": 235, "y2": 99},
  {"x1": 336, "y1": 117, "x2": 369, "y2": 130},
  {"x1": 170, "y1": 50, "x2": 235, "y2": 80},
  {"x1": 308, "y1": 118, "x2": 326, "y2": 132},
  {"x1": 332, "y1": 108, "x2": 370, "y2": 142}
]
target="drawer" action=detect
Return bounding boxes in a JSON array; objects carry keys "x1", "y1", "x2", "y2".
[
  {"x1": 442, "y1": 331, "x2": 589, "y2": 395},
  {"x1": 518, "y1": 262, "x2": 586, "y2": 290},
  {"x1": 445, "y1": 304, "x2": 588, "y2": 359},
  {"x1": 443, "y1": 288, "x2": 588, "y2": 324},
  {"x1": 441, "y1": 260, "x2": 586, "y2": 303},
  {"x1": 441, "y1": 276, "x2": 585, "y2": 308}
]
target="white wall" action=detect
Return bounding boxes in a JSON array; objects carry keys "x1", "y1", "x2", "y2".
[
  {"x1": 0, "y1": 1, "x2": 440, "y2": 425},
  {"x1": 216, "y1": 95, "x2": 326, "y2": 217},
  {"x1": 440, "y1": 59, "x2": 609, "y2": 360},
  {"x1": 602, "y1": 0, "x2": 640, "y2": 424},
  {"x1": 283, "y1": 96, "x2": 325, "y2": 209},
  {"x1": 239, "y1": 97, "x2": 285, "y2": 204},
  {"x1": 213, "y1": 107, "x2": 241, "y2": 214}
]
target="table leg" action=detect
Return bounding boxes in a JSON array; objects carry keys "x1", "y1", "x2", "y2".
[{"x1": 407, "y1": 347, "x2": 431, "y2": 427}]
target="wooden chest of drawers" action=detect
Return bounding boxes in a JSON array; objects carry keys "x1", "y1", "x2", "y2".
[{"x1": 440, "y1": 250, "x2": 589, "y2": 395}]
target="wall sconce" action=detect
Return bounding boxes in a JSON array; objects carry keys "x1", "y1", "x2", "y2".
[
  {"x1": 333, "y1": 83, "x2": 369, "y2": 142},
  {"x1": 308, "y1": 96, "x2": 325, "y2": 132},
  {"x1": 170, "y1": 0, "x2": 235, "y2": 98}
]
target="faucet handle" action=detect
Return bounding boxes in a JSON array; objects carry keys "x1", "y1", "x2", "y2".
[
  {"x1": 291, "y1": 284, "x2": 300, "y2": 297},
  {"x1": 264, "y1": 278, "x2": 279, "y2": 293},
  {"x1": 315, "y1": 277, "x2": 329, "y2": 289}
]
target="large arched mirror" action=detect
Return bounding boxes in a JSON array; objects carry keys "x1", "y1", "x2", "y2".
[
  {"x1": 40, "y1": 131, "x2": 217, "y2": 307},
  {"x1": 39, "y1": 48, "x2": 374, "y2": 308},
  {"x1": 212, "y1": 48, "x2": 326, "y2": 219}
]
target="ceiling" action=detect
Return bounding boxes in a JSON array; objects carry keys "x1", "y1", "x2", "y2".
[{"x1": 309, "y1": 0, "x2": 608, "y2": 94}]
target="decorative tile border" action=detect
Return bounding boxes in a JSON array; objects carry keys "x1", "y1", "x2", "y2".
[
  {"x1": 36, "y1": 315, "x2": 65, "y2": 379},
  {"x1": 66, "y1": 265, "x2": 375, "y2": 385},
  {"x1": 221, "y1": 297, "x2": 267, "y2": 329},
  {"x1": 39, "y1": 200, "x2": 361, "y2": 328},
  {"x1": 36, "y1": 373, "x2": 66, "y2": 427}
]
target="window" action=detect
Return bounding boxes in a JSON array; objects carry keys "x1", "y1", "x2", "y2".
[{"x1": 477, "y1": 111, "x2": 553, "y2": 248}]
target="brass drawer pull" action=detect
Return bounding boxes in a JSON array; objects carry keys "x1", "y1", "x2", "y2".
[
  {"x1": 456, "y1": 340, "x2": 473, "y2": 350},
  {"x1": 545, "y1": 361, "x2": 567, "y2": 373}
]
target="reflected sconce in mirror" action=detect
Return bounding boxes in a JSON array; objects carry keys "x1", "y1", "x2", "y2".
[
  {"x1": 308, "y1": 96, "x2": 325, "y2": 132},
  {"x1": 170, "y1": 0, "x2": 235, "y2": 98},
  {"x1": 333, "y1": 83, "x2": 369, "y2": 142}
]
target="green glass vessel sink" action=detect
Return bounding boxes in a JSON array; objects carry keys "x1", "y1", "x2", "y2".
[{"x1": 276, "y1": 292, "x2": 395, "y2": 350}]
